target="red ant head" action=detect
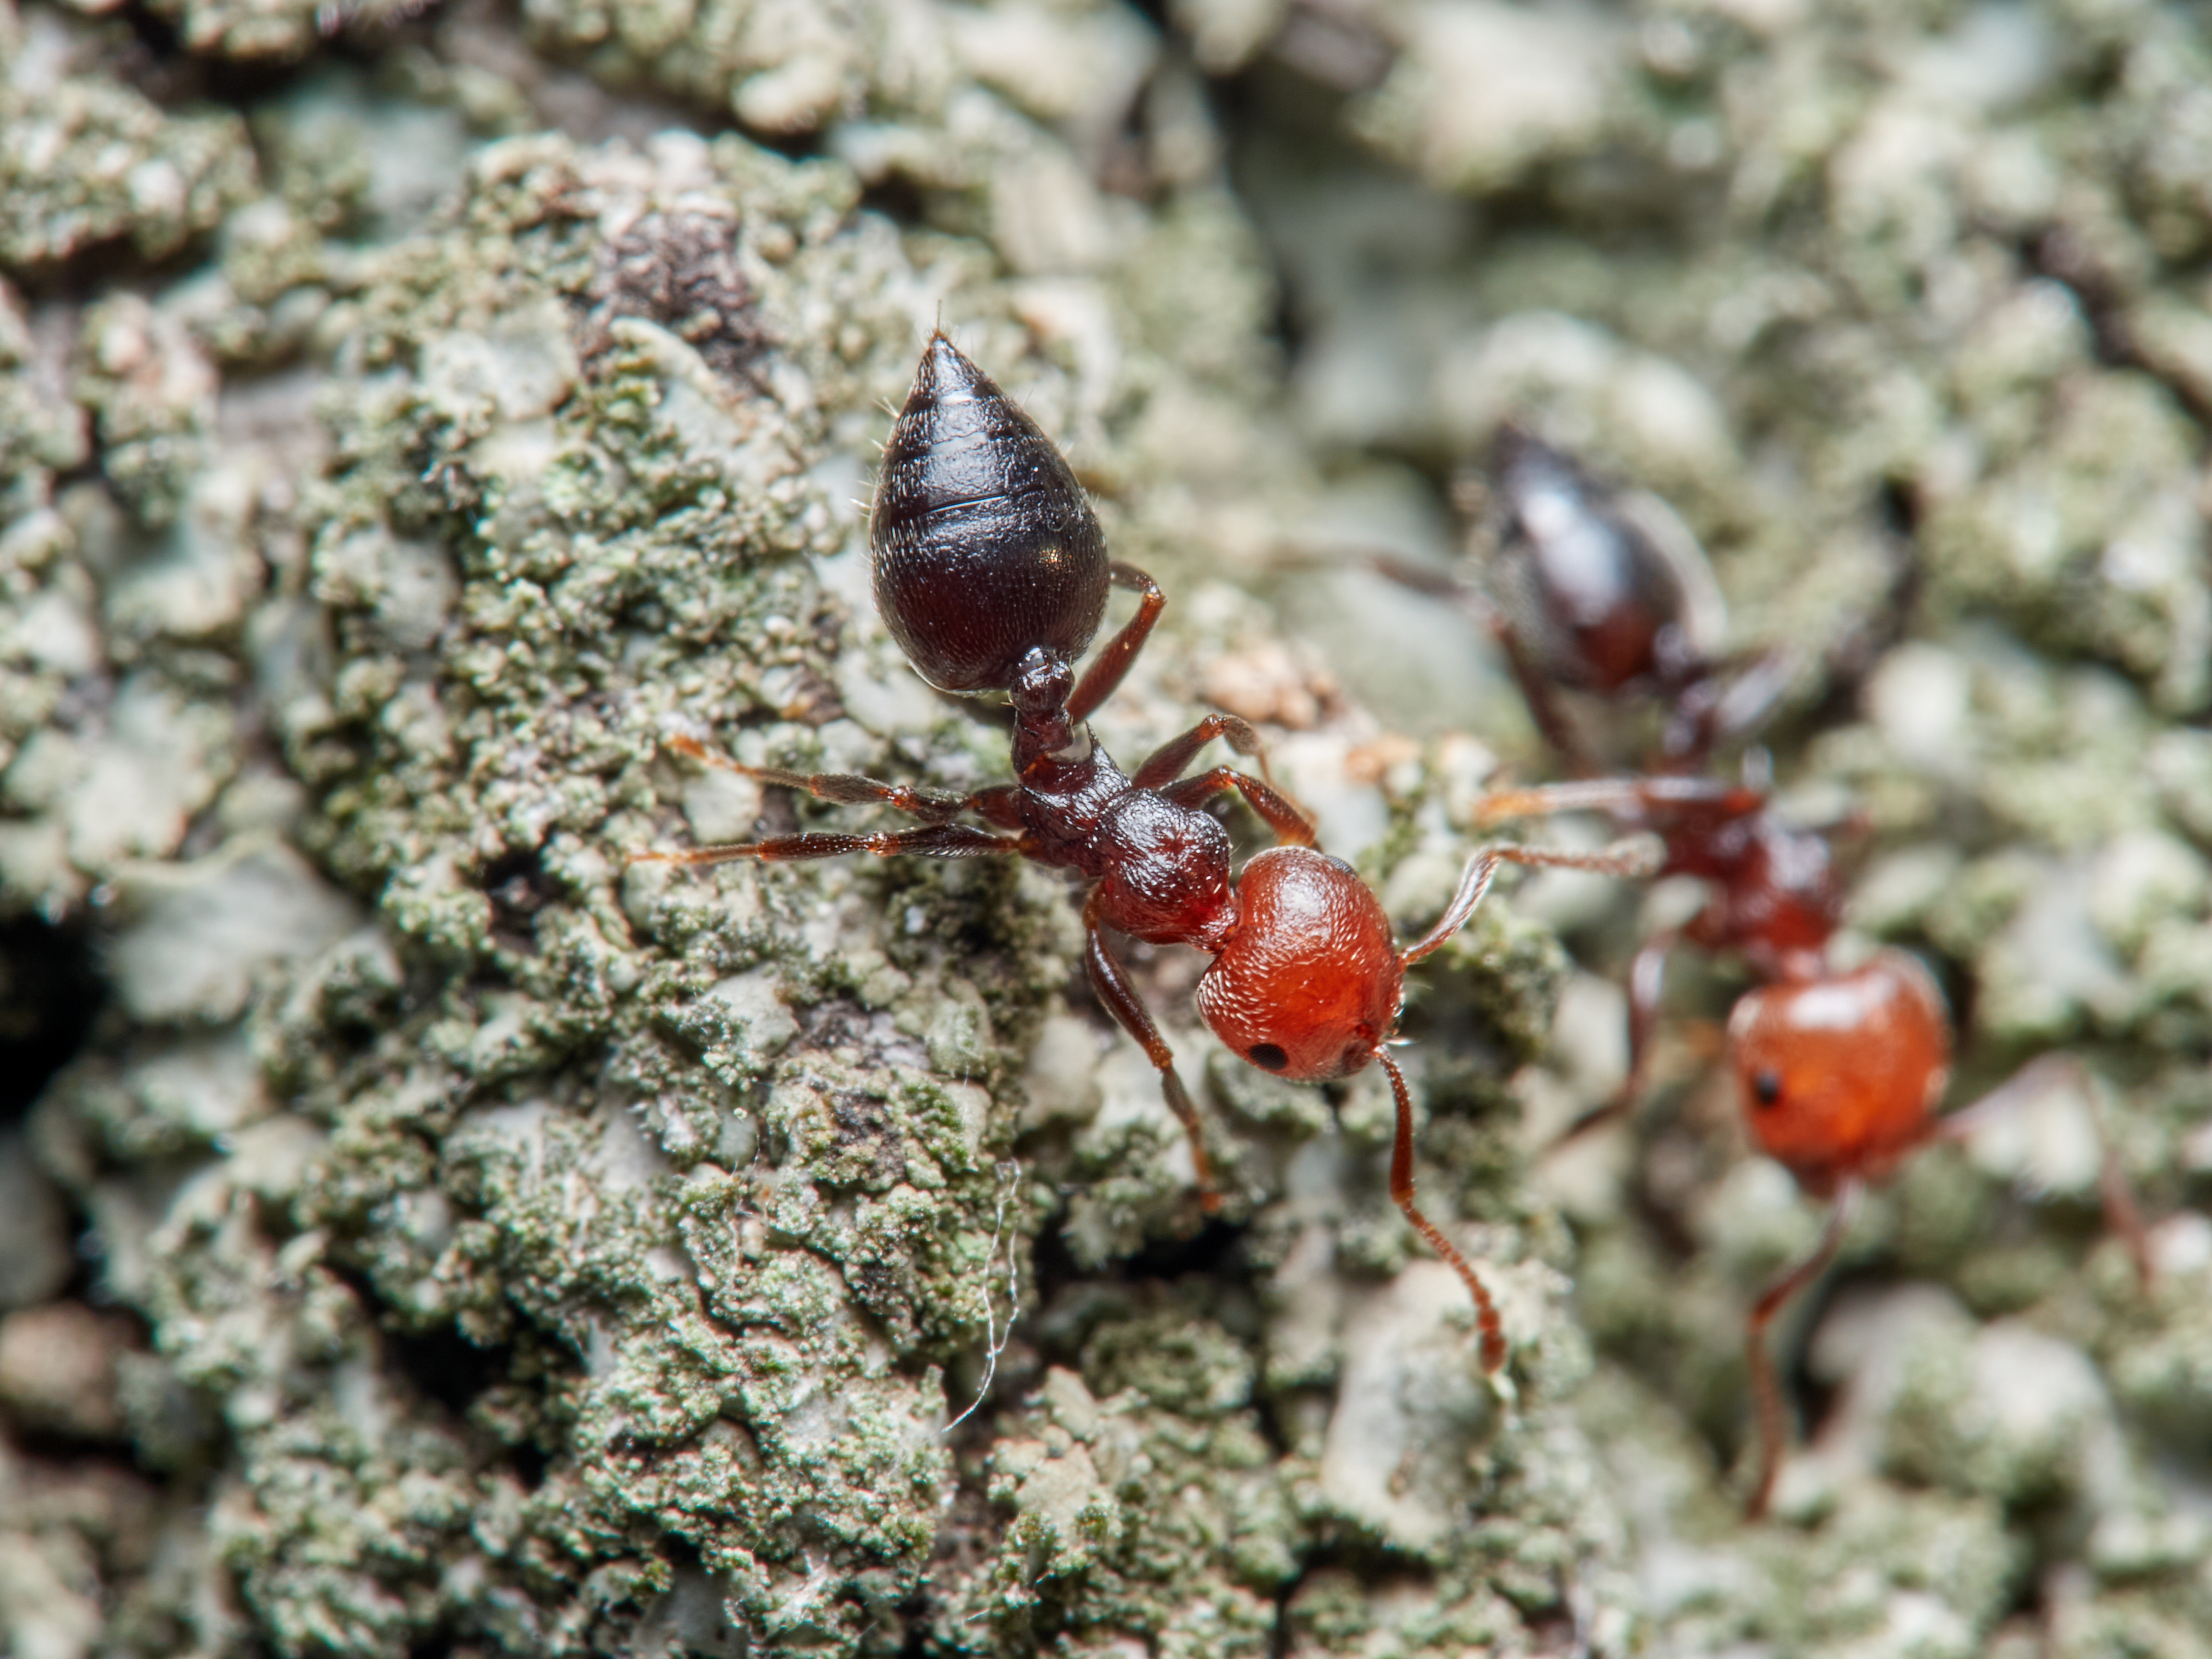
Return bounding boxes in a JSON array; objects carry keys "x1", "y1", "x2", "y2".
[
  {"x1": 871, "y1": 333, "x2": 1110, "y2": 694},
  {"x1": 1196, "y1": 847, "x2": 1405, "y2": 1082},
  {"x1": 1729, "y1": 949, "x2": 1952, "y2": 1195}
]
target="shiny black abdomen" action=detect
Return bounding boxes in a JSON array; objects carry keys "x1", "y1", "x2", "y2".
[
  {"x1": 871, "y1": 334, "x2": 1110, "y2": 693},
  {"x1": 1492, "y1": 424, "x2": 1689, "y2": 692}
]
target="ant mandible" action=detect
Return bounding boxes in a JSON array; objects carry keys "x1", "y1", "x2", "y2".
[
  {"x1": 1479, "y1": 766, "x2": 2157, "y2": 1514},
  {"x1": 634, "y1": 332, "x2": 1652, "y2": 1375}
]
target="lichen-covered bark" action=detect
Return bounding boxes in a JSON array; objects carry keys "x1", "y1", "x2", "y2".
[{"x1": 3, "y1": 1, "x2": 2211, "y2": 1657}]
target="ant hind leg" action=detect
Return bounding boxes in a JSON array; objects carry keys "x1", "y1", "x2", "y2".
[
  {"x1": 1159, "y1": 765, "x2": 1316, "y2": 848},
  {"x1": 1133, "y1": 711, "x2": 1281, "y2": 791},
  {"x1": 632, "y1": 739, "x2": 1028, "y2": 866},
  {"x1": 632, "y1": 822, "x2": 1023, "y2": 869},
  {"x1": 1067, "y1": 563, "x2": 1167, "y2": 723},
  {"x1": 1553, "y1": 928, "x2": 1680, "y2": 1148},
  {"x1": 661, "y1": 734, "x2": 980, "y2": 824}
]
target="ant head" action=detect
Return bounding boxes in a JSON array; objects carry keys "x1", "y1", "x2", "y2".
[
  {"x1": 1195, "y1": 847, "x2": 1404, "y2": 1082},
  {"x1": 871, "y1": 333, "x2": 1110, "y2": 694},
  {"x1": 1729, "y1": 950, "x2": 1952, "y2": 1191}
]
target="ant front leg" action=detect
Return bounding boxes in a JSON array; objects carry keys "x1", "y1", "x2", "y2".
[
  {"x1": 1744, "y1": 1180, "x2": 1862, "y2": 1520},
  {"x1": 1929, "y1": 1053, "x2": 2156, "y2": 1289},
  {"x1": 1067, "y1": 563, "x2": 1166, "y2": 723},
  {"x1": 1081, "y1": 895, "x2": 1220, "y2": 1213}
]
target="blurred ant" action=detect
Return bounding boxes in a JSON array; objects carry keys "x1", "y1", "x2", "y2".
[
  {"x1": 1396, "y1": 423, "x2": 2149, "y2": 1511},
  {"x1": 633, "y1": 333, "x2": 1653, "y2": 1376},
  {"x1": 1479, "y1": 759, "x2": 2156, "y2": 1515}
]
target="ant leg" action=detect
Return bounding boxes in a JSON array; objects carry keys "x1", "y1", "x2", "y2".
[
  {"x1": 1159, "y1": 766, "x2": 1317, "y2": 848},
  {"x1": 1687, "y1": 645, "x2": 1802, "y2": 760},
  {"x1": 1930, "y1": 1053, "x2": 2155, "y2": 1288},
  {"x1": 1376, "y1": 1049, "x2": 1507, "y2": 1375},
  {"x1": 1067, "y1": 563, "x2": 1165, "y2": 723},
  {"x1": 1081, "y1": 897, "x2": 1219, "y2": 1213},
  {"x1": 1370, "y1": 549, "x2": 1590, "y2": 766},
  {"x1": 1495, "y1": 623, "x2": 1602, "y2": 777},
  {"x1": 1554, "y1": 929, "x2": 1681, "y2": 1147},
  {"x1": 632, "y1": 822, "x2": 1022, "y2": 868},
  {"x1": 1369, "y1": 554, "x2": 1599, "y2": 776},
  {"x1": 1368, "y1": 553, "x2": 1469, "y2": 605},
  {"x1": 1401, "y1": 839, "x2": 1662, "y2": 968},
  {"x1": 1131, "y1": 711, "x2": 1280, "y2": 791},
  {"x1": 1745, "y1": 1180, "x2": 1863, "y2": 1520},
  {"x1": 660, "y1": 735, "x2": 988, "y2": 825},
  {"x1": 966, "y1": 785, "x2": 1025, "y2": 830}
]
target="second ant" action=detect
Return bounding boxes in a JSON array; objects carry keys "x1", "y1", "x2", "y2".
[{"x1": 1448, "y1": 424, "x2": 2155, "y2": 1515}]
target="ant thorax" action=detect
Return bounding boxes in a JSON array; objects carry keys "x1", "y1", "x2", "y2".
[{"x1": 1015, "y1": 734, "x2": 1239, "y2": 952}]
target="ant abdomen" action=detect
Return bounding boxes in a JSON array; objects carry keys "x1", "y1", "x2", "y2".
[
  {"x1": 1728, "y1": 949, "x2": 1952, "y2": 1195},
  {"x1": 1196, "y1": 847, "x2": 1405, "y2": 1082},
  {"x1": 871, "y1": 332, "x2": 1110, "y2": 693},
  {"x1": 1491, "y1": 423, "x2": 1708, "y2": 695}
]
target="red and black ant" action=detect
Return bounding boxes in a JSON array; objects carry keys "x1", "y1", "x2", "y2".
[
  {"x1": 1476, "y1": 719, "x2": 2156, "y2": 1517},
  {"x1": 633, "y1": 333, "x2": 1652, "y2": 1376},
  {"x1": 1389, "y1": 422, "x2": 2153, "y2": 1511}
]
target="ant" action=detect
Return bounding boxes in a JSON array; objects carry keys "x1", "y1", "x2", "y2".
[
  {"x1": 632, "y1": 332, "x2": 1654, "y2": 1376},
  {"x1": 1476, "y1": 736, "x2": 2157, "y2": 1517},
  {"x1": 1393, "y1": 422, "x2": 2152, "y2": 1512}
]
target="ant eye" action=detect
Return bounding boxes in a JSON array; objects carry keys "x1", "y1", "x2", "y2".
[
  {"x1": 1248, "y1": 1043, "x2": 1290, "y2": 1072},
  {"x1": 1752, "y1": 1068, "x2": 1783, "y2": 1107}
]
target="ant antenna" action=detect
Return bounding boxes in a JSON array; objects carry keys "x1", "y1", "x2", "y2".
[{"x1": 1376, "y1": 1047, "x2": 1507, "y2": 1375}]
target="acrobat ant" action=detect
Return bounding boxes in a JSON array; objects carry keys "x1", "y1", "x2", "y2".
[
  {"x1": 1476, "y1": 771, "x2": 2157, "y2": 1515},
  {"x1": 634, "y1": 332, "x2": 1653, "y2": 1375}
]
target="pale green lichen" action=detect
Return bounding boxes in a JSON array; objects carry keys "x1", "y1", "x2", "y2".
[{"x1": 0, "y1": 65, "x2": 256, "y2": 272}]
